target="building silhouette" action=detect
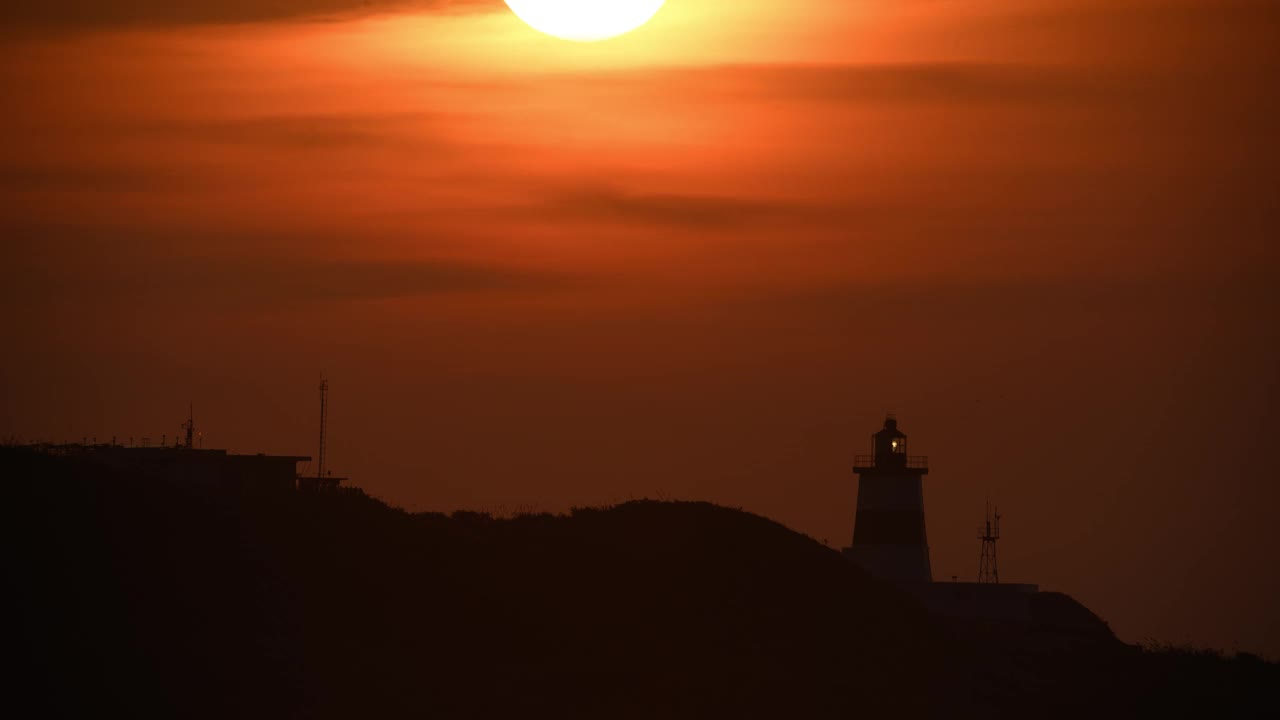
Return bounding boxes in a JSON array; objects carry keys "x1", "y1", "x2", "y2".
[
  {"x1": 30, "y1": 441, "x2": 310, "y2": 493},
  {"x1": 24, "y1": 408, "x2": 329, "y2": 493},
  {"x1": 26, "y1": 401, "x2": 347, "y2": 492}
]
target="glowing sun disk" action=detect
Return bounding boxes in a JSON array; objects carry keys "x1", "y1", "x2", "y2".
[{"x1": 504, "y1": 0, "x2": 666, "y2": 42}]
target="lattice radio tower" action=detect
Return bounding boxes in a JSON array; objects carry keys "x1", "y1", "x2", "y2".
[{"x1": 977, "y1": 500, "x2": 1001, "y2": 584}]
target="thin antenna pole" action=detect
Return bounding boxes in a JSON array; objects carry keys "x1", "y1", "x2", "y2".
[
  {"x1": 183, "y1": 403, "x2": 195, "y2": 449},
  {"x1": 317, "y1": 376, "x2": 328, "y2": 480}
]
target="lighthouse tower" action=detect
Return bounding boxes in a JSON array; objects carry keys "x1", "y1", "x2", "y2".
[{"x1": 844, "y1": 416, "x2": 932, "y2": 583}]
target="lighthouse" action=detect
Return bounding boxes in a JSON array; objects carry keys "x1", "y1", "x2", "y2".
[{"x1": 844, "y1": 416, "x2": 932, "y2": 583}]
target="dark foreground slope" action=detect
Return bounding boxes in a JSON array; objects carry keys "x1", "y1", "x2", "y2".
[{"x1": 6, "y1": 448, "x2": 1275, "y2": 718}]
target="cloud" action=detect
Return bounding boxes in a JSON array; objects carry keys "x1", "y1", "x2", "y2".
[
  {"x1": 530, "y1": 187, "x2": 807, "y2": 230},
  {"x1": 0, "y1": 226, "x2": 579, "y2": 308},
  {"x1": 567, "y1": 61, "x2": 1176, "y2": 110},
  {"x1": 0, "y1": 111, "x2": 466, "y2": 200},
  {"x1": 157, "y1": 113, "x2": 454, "y2": 150},
  {"x1": 184, "y1": 257, "x2": 576, "y2": 303},
  {"x1": 0, "y1": 0, "x2": 503, "y2": 29},
  {"x1": 0, "y1": 163, "x2": 196, "y2": 192}
]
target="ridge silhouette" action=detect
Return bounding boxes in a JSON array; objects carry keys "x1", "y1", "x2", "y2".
[{"x1": 7, "y1": 447, "x2": 1275, "y2": 718}]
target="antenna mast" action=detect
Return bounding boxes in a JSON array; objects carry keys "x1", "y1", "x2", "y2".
[
  {"x1": 182, "y1": 404, "x2": 195, "y2": 450},
  {"x1": 977, "y1": 500, "x2": 1001, "y2": 584},
  {"x1": 317, "y1": 376, "x2": 328, "y2": 479}
]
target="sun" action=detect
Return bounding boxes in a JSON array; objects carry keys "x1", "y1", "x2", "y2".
[{"x1": 504, "y1": 0, "x2": 666, "y2": 42}]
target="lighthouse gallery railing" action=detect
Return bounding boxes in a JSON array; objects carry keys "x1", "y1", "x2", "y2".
[{"x1": 853, "y1": 455, "x2": 929, "y2": 469}]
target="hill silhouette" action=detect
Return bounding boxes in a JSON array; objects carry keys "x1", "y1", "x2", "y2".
[{"x1": 7, "y1": 447, "x2": 1275, "y2": 718}]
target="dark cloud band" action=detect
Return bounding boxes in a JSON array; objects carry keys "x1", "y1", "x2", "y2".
[{"x1": 0, "y1": 0, "x2": 504, "y2": 28}]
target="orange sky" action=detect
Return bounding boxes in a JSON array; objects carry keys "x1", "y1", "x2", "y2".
[{"x1": 2, "y1": 0, "x2": 1278, "y2": 656}]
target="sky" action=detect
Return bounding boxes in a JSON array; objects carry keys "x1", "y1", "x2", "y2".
[{"x1": 1, "y1": 0, "x2": 1277, "y2": 656}]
